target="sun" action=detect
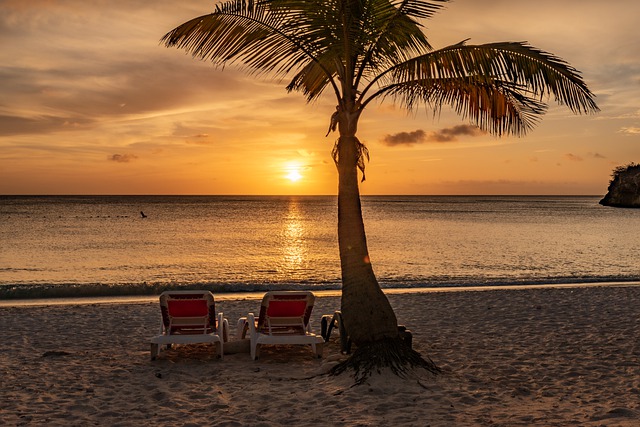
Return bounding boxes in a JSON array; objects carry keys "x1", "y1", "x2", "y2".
[
  {"x1": 282, "y1": 161, "x2": 305, "y2": 183},
  {"x1": 286, "y1": 169, "x2": 303, "y2": 182}
]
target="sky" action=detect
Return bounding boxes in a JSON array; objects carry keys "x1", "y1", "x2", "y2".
[{"x1": 1, "y1": 0, "x2": 638, "y2": 195}]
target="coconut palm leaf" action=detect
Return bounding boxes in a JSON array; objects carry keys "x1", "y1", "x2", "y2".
[
  {"x1": 282, "y1": 0, "x2": 445, "y2": 100},
  {"x1": 379, "y1": 75, "x2": 546, "y2": 135},
  {"x1": 162, "y1": 0, "x2": 448, "y2": 102},
  {"x1": 161, "y1": 1, "x2": 318, "y2": 77},
  {"x1": 361, "y1": 40, "x2": 599, "y2": 135}
]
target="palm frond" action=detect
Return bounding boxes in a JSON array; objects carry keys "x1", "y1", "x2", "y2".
[
  {"x1": 161, "y1": 1, "x2": 323, "y2": 79},
  {"x1": 382, "y1": 76, "x2": 547, "y2": 136},
  {"x1": 355, "y1": 1, "x2": 441, "y2": 75},
  {"x1": 162, "y1": 1, "x2": 452, "y2": 103},
  {"x1": 335, "y1": 0, "x2": 449, "y2": 95},
  {"x1": 286, "y1": 54, "x2": 337, "y2": 101},
  {"x1": 384, "y1": 41, "x2": 599, "y2": 114},
  {"x1": 253, "y1": 0, "x2": 447, "y2": 101},
  {"x1": 362, "y1": 40, "x2": 598, "y2": 135},
  {"x1": 163, "y1": 1, "x2": 598, "y2": 136}
]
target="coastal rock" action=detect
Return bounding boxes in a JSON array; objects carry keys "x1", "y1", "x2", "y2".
[{"x1": 599, "y1": 163, "x2": 640, "y2": 208}]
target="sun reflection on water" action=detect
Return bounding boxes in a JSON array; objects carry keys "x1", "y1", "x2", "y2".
[{"x1": 280, "y1": 198, "x2": 307, "y2": 272}]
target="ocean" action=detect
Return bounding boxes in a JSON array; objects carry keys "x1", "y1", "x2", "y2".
[{"x1": 1, "y1": 195, "x2": 639, "y2": 300}]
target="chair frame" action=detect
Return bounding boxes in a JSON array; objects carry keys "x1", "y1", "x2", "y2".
[
  {"x1": 150, "y1": 290, "x2": 229, "y2": 360},
  {"x1": 320, "y1": 310, "x2": 413, "y2": 354},
  {"x1": 237, "y1": 291, "x2": 324, "y2": 360}
]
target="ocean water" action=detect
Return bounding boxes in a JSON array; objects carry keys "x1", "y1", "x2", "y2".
[{"x1": 1, "y1": 195, "x2": 639, "y2": 299}]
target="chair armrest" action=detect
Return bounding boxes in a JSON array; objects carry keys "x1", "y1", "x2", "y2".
[
  {"x1": 247, "y1": 312, "x2": 257, "y2": 339},
  {"x1": 218, "y1": 312, "x2": 229, "y2": 342},
  {"x1": 159, "y1": 314, "x2": 166, "y2": 335},
  {"x1": 236, "y1": 317, "x2": 247, "y2": 340}
]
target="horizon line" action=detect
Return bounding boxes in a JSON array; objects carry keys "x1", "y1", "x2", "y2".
[{"x1": 0, "y1": 193, "x2": 603, "y2": 197}]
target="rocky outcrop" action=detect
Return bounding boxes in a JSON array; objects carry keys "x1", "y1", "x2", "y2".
[{"x1": 600, "y1": 163, "x2": 640, "y2": 208}]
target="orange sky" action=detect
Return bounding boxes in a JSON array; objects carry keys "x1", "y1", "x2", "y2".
[{"x1": 1, "y1": 0, "x2": 638, "y2": 195}]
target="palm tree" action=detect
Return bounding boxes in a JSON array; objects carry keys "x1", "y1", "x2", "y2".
[{"x1": 162, "y1": 0, "x2": 598, "y2": 382}]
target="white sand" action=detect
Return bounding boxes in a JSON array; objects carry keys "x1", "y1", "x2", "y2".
[{"x1": 1, "y1": 285, "x2": 639, "y2": 426}]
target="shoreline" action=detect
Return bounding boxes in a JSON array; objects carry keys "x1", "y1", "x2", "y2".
[
  {"x1": 1, "y1": 280, "x2": 639, "y2": 307},
  {"x1": 2, "y1": 285, "x2": 639, "y2": 426}
]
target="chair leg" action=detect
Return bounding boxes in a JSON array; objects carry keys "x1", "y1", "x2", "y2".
[
  {"x1": 335, "y1": 312, "x2": 352, "y2": 354},
  {"x1": 398, "y1": 327, "x2": 413, "y2": 349},
  {"x1": 236, "y1": 318, "x2": 244, "y2": 340},
  {"x1": 150, "y1": 343, "x2": 159, "y2": 360},
  {"x1": 315, "y1": 342, "x2": 324, "y2": 358},
  {"x1": 217, "y1": 342, "x2": 224, "y2": 359},
  {"x1": 221, "y1": 320, "x2": 229, "y2": 343},
  {"x1": 321, "y1": 316, "x2": 328, "y2": 340}
]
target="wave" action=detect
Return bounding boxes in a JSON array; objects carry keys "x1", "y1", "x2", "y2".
[{"x1": 3, "y1": 274, "x2": 640, "y2": 300}]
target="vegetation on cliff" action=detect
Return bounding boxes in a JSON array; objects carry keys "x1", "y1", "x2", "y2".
[{"x1": 600, "y1": 163, "x2": 640, "y2": 208}]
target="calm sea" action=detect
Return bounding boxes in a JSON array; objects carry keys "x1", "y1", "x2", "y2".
[{"x1": 1, "y1": 195, "x2": 639, "y2": 299}]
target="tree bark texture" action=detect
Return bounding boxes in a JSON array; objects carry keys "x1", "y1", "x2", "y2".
[{"x1": 336, "y1": 133, "x2": 399, "y2": 345}]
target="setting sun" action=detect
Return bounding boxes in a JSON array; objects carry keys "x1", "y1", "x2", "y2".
[{"x1": 286, "y1": 169, "x2": 303, "y2": 182}]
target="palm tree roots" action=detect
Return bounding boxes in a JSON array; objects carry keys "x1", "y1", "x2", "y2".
[{"x1": 330, "y1": 337, "x2": 441, "y2": 385}]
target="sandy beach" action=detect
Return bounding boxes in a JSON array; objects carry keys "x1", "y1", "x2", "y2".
[{"x1": 1, "y1": 285, "x2": 639, "y2": 426}]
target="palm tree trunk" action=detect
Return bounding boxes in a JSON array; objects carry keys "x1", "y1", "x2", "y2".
[
  {"x1": 331, "y1": 113, "x2": 440, "y2": 384},
  {"x1": 336, "y1": 134, "x2": 398, "y2": 345}
]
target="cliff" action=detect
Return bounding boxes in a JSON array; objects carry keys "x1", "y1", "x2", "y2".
[{"x1": 599, "y1": 163, "x2": 640, "y2": 208}]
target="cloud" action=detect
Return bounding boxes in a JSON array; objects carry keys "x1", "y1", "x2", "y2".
[
  {"x1": 297, "y1": 149, "x2": 316, "y2": 157},
  {"x1": 427, "y1": 125, "x2": 486, "y2": 142},
  {"x1": 382, "y1": 130, "x2": 426, "y2": 146},
  {"x1": 0, "y1": 3, "x2": 264, "y2": 139},
  {"x1": 589, "y1": 152, "x2": 606, "y2": 159},
  {"x1": 108, "y1": 153, "x2": 138, "y2": 163},
  {"x1": 382, "y1": 125, "x2": 485, "y2": 146},
  {"x1": 183, "y1": 133, "x2": 214, "y2": 145},
  {"x1": 619, "y1": 127, "x2": 640, "y2": 135},
  {"x1": 0, "y1": 114, "x2": 93, "y2": 136},
  {"x1": 565, "y1": 153, "x2": 583, "y2": 162}
]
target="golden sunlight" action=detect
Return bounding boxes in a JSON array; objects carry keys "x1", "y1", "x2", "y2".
[
  {"x1": 284, "y1": 163, "x2": 303, "y2": 182},
  {"x1": 286, "y1": 170, "x2": 303, "y2": 182}
]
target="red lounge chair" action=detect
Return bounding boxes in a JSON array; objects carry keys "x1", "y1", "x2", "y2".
[
  {"x1": 237, "y1": 291, "x2": 324, "y2": 360},
  {"x1": 150, "y1": 290, "x2": 229, "y2": 360}
]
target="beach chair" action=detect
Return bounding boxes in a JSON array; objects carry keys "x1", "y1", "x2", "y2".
[
  {"x1": 321, "y1": 310, "x2": 413, "y2": 354},
  {"x1": 150, "y1": 290, "x2": 229, "y2": 360},
  {"x1": 236, "y1": 291, "x2": 324, "y2": 360}
]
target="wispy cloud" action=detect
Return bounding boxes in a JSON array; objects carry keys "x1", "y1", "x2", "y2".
[
  {"x1": 185, "y1": 134, "x2": 213, "y2": 145},
  {"x1": 619, "y1": 127, "x2": 640, "y2": 135},
  {"x1": 382, "y1": 130, "x2": 426, "y2": 146},
  {"x1": 108, "y1": 153, "x2": 138, "y2": 163},
  {"x1": 565, "y1": 153, "x2": 583, "y2": 162},
  {"x1": 382, "y1": 125, "x2": 485, "y2": 146},
  {"x1": 428, "y1": 125, "x2": 486, "y2": 142},
  {"x1": 0, "y1": 114, "x2": 93, "y2": 136}
]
